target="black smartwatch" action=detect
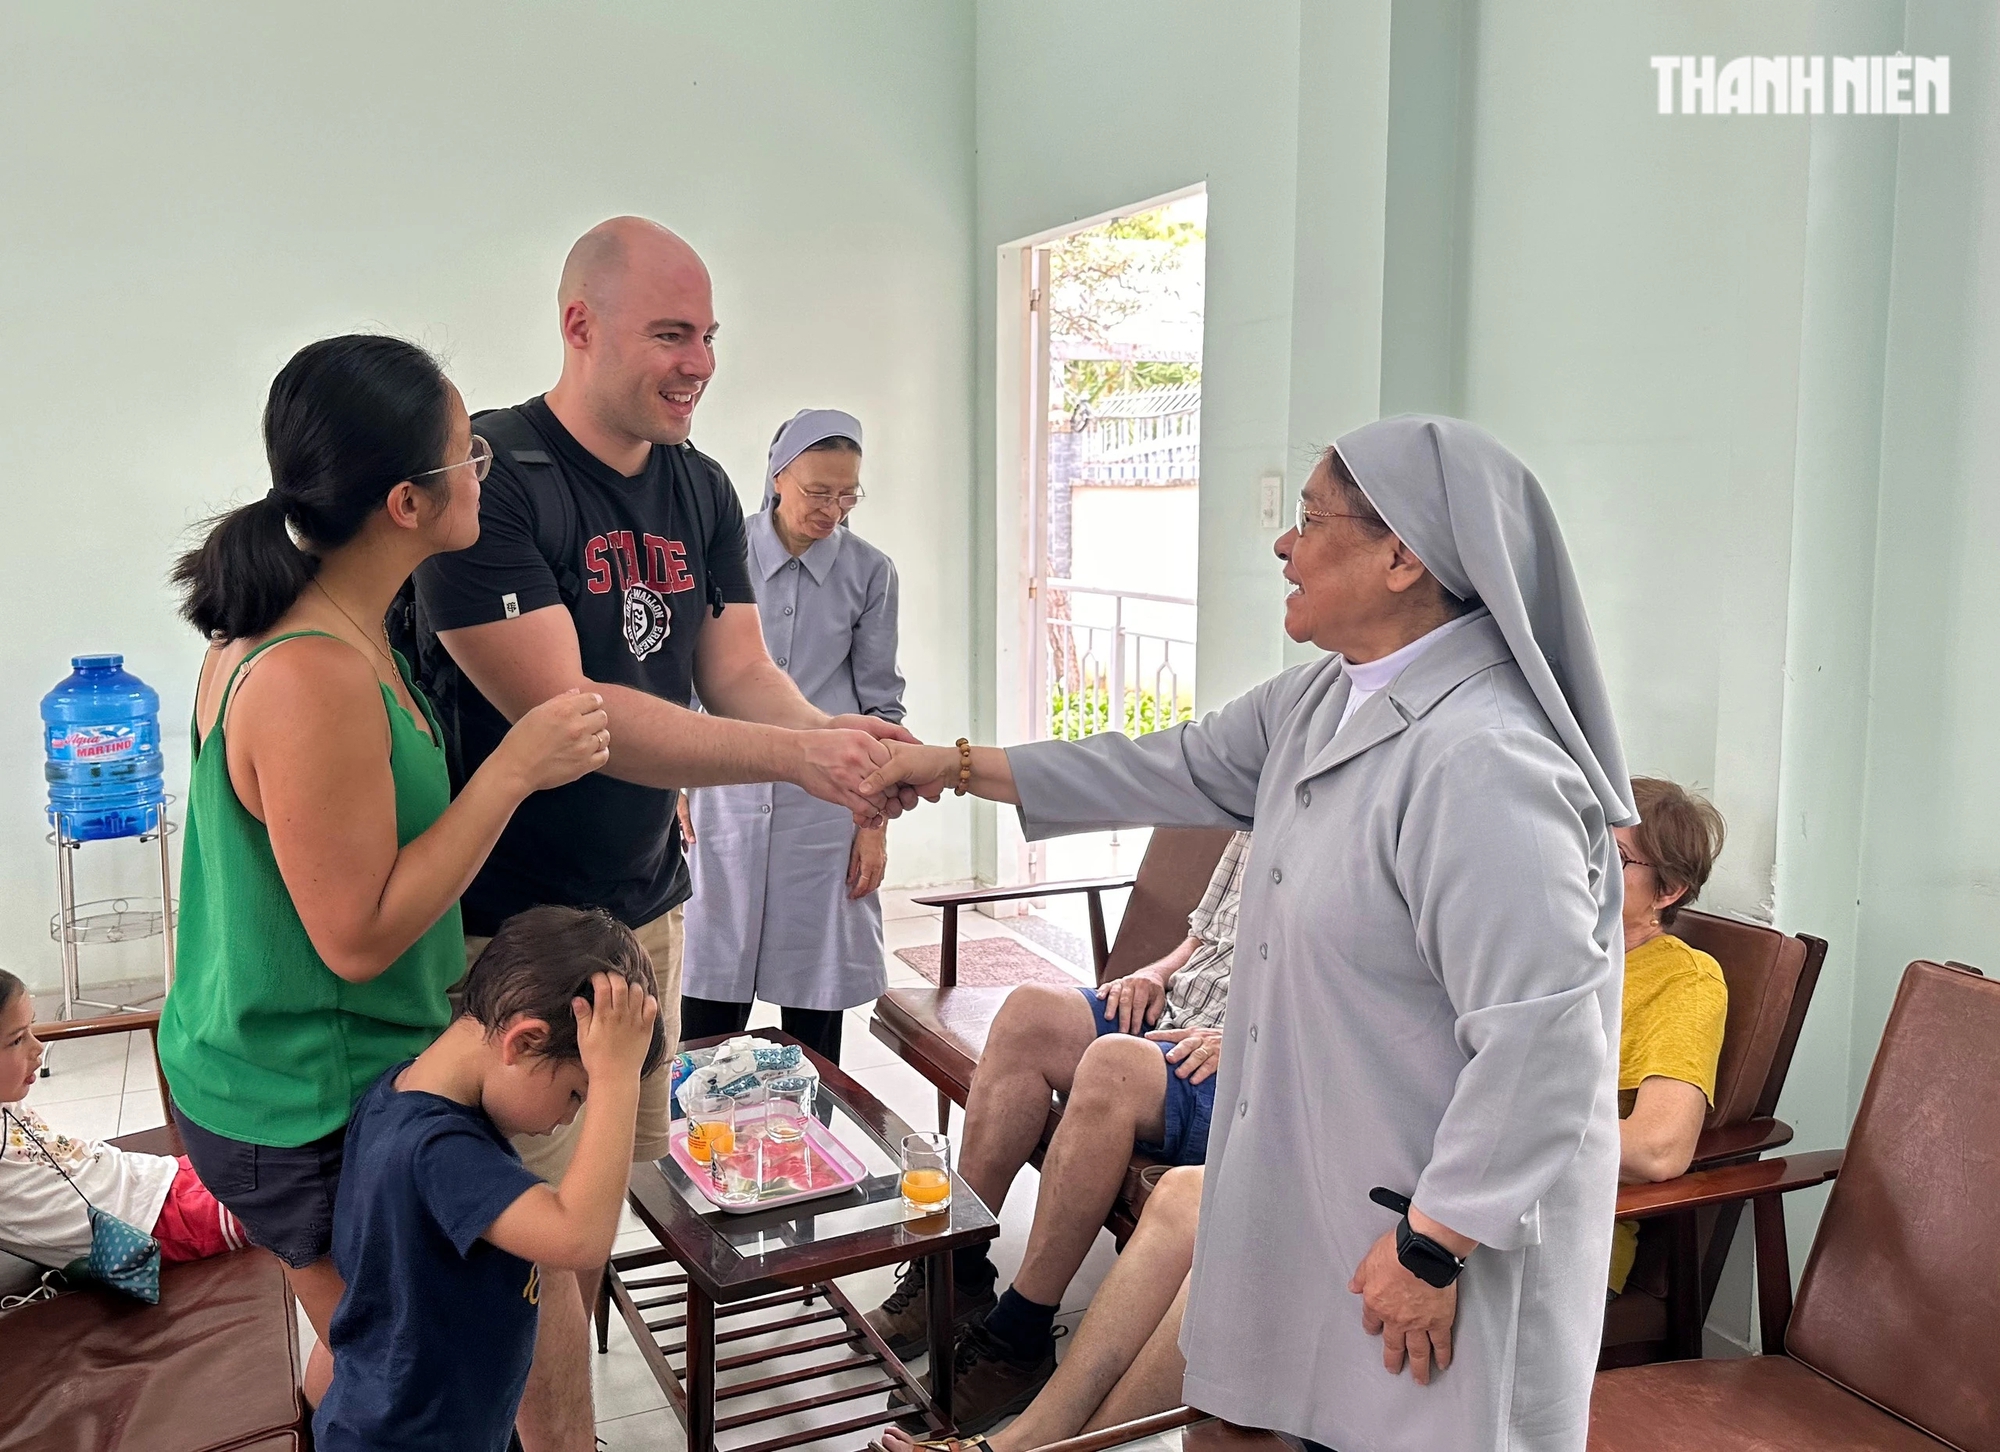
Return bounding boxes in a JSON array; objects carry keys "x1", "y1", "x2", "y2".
[
  {"x1": 1370, "y1": 1186, "x2": 1467, "y2": 1288},
  {"x1": 1394, "y1": 1215, "x2": 1467, "y2": 1288}
]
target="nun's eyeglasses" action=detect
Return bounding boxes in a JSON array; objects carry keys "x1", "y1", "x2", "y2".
[
  {"x1": 1295, "y1": 496, "x2": 1374, "y2": 534},
  {"x1": 408, "y1": 435, "x2": 494, "y2": 485},
  {"x1": 798, "y1": 486, "x2": 866, "y2": 512}
]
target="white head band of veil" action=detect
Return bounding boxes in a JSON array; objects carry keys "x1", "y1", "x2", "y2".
[
  {"x1": 1331, "y1": 415, "x2": 1638, "y2": 828},
  {"x1": 764, "y1": 408, "x2": 863, "y2": 509}
]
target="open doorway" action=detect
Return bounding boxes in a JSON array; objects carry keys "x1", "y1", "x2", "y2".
[{"x1": 1003, "y1": 188, "x2": 1207, "y2": 969}]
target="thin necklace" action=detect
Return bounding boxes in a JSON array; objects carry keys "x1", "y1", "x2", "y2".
[{"x1": 312, "y1": 578, "x2": 398, "y2": 675}]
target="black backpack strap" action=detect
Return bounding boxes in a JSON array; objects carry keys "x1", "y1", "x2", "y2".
[
  {"x1": 680, "y1": 440, "x2": 732, "y2": 618},
  {"x1": 472, "y1": 407, "x2": 584, "y2": 607}
]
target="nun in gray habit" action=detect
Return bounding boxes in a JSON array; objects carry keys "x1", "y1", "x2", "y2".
[
  {"x1": 878, "y1": 416, "x2": 1630, "y2": 1451},
  {"x1": 681, "y1": 409, "x2": 905, "y2": 1062}
]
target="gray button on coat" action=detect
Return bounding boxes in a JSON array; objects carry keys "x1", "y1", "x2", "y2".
[{"x1": 682, "y1": 510, "x2": 905, "y2": 1011}]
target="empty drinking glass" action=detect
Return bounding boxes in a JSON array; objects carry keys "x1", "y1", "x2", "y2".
[
  {"x1": 766, "y1": 1078, "x2": 816, "y2": 1144},
  {"x1": 900, "y1": 1131, "x2": 952, "y2": 1215}
]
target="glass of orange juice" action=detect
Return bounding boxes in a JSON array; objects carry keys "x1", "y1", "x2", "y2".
[
  {"x1": 689, "y1": 1094, "x2": 736, "y2": 1184},
  {"x1": 900, "y1": 1132, "x2": 952, "y2": 1216}
]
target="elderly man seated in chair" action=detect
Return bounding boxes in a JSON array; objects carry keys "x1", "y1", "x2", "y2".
[{"x1": 867, "y1": 831, "x2": 1251, "y2": 1433}]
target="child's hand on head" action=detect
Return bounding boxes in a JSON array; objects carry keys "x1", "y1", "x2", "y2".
[{"x1": 572, "y1": 971, "x2": 658, "y2": 1083}]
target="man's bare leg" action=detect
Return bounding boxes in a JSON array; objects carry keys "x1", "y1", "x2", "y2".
[
  {"x1": 878, "y1": 1168, "x2": 1203, "y2": 1452},
  {"x1": 1008, "y1": 1035, "x2": 1168, "y2": 1308},
  {"x1": 1079, "y1": 1277, "x2": 1190, "y2": 1431},
  {"x1": 515, "y1": 1267, "x2": 596, "y2": 1452},
  {"x1": 993, "y1": 1167, "x2": 1199, "y2": 1450},
  {"x1": 957, "y1": 984, "x2": 1102, "y2": 1214}
]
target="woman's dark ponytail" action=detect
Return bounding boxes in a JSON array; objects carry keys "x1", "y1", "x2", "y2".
[{"x1": 173, "y1": 334, "x2": 451, "y2": 641}]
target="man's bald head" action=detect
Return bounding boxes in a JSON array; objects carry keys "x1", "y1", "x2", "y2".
[
  {"x1": 550, "y1": 217, "x2": 717, "y2": 453},
  {"x1": 558, "y1": 216, "x2": 706, "y2": 313}
]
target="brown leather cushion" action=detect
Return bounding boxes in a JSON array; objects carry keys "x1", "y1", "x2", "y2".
[
  {"x1": 1672, "y1": 910, "x2": 1807, "y2": 1128},
  {"x1": 0, "y1": 1248, "x2": 304, "y2": 1451},
  {"x1": 1589, "y1": 1357, "x2": 1945, "y2": 1450},
  {"x1": 1786, "y1": 962, "x2": 2000, "y2": 1450},
  {"x1": 110, "y1": 1124, "x2": 183, "y2": 1158}
]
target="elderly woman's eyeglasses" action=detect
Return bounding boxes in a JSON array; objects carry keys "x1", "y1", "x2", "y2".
[
  {"x1": 797, "y1": 486, "x2": 866, "y2": 512},
  {"x1": 1295, "y1": 495, "x2": 1375, "y2": 534},
  {"x1": 409, "y1": 434, "x2": 494, "y2": 485},
  {"x1": 1617, "y1": 844, "x2": 1654, "y2": 873}
]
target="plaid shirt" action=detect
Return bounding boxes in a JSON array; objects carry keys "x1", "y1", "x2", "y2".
[{"x1": 1158, "y1": 831, "x2": 1251, "y2": 1032}]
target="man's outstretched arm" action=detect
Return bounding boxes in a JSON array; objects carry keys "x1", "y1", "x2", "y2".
[{"x1": 438, "y1": 605, "x2": 889, "y2": 818}]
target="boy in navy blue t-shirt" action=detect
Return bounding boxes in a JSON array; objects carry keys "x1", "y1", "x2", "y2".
[{"x1": 315, "y1": 906, "x2": 665, "y2": 1452}]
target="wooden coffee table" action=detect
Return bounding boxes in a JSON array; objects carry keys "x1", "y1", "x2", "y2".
[{"x1": 603, "y1": 1033, "x2": 1000, "y2": 1452}]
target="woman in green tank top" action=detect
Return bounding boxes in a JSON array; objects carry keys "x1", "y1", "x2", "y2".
[{"x1": 159, "y1": 336, "x2": 612, "y2": 1403}]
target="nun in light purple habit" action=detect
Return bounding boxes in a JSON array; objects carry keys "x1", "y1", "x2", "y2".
[{"x1": 680, "y1": 410, "x2": 904, "y2": 1060}]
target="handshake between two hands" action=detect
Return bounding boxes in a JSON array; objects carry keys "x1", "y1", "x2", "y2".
[{"x1": 804, "y1": 716, "x2": 968, "y2": 826}]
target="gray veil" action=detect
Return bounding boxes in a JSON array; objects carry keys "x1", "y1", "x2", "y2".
[{"x1": 1332, "y1": 415, "x2": 1638, "y2": 827}]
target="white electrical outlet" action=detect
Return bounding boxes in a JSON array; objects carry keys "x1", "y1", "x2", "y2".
[{"x1": 1259, "y1": 474, "x2": 1283, "y2": 528}]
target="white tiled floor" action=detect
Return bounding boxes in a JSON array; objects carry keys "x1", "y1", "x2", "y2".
[{"x1": 27, "y1": 892, "x2": 1133, "y2": 1452}]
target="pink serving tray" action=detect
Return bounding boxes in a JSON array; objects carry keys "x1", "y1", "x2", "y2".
[{"x1": 666, "y1": 1116, "x2": 871, "y2": 1214}]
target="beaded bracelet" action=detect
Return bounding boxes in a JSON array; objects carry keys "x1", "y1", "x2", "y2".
[{"x1": 954, "y1": 738, "x2": 973, "y2": 796}]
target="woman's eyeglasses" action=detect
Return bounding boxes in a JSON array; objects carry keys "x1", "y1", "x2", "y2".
[
  {"x1": 409, "y1": 434, "x2": 494, "y2": 485},
  {"x1": 1617, "y1": 844, "x2": 1654, "y2": 873},
  {"x1": 1295, "y1": 496, "x2": 1375, "y2": 534},
  {"x1": 797, "y1": 486, "x2": 865, "y2": 512}
]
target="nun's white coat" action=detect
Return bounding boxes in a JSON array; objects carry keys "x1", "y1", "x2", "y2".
[
  {"x1": 1006, "y1": 610, "x2": 1622, "y2": 1452},
  {"x1": 682, "y1": 512, "x2": 905, "y2": 1011}
]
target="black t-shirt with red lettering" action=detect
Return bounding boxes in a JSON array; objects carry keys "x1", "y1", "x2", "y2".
[{"x1": 413, "y1": 396, "x2": 757, "y2": 935}]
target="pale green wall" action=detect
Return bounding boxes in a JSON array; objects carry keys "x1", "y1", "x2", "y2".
[
  {"x1": 1845, "y1": 0, "x2": 2000, "y2": 1084},
  {"x1": 971, "y1": 0, "x2": 1400, "y2": 876},
  {"x1": 0, "y1": 1, "x2": 977, "y2": 993}
]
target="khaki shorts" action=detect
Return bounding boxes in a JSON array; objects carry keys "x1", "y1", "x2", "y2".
[{"x1": 463, "y1": 904, "x2": 684, "y2": 1183}]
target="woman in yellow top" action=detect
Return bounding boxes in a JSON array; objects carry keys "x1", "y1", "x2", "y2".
[{"x1": 1610, "y1": 776, "x2": 1729, "y2": 1295}]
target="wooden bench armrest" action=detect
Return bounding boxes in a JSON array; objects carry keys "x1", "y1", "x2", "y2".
[
  {"x1": 33, "y1": 1009, "x2": 162, "y2": 1044},
  {"x1": 1616, "y1": 1146, "x2": 1844, "y2": 1354},
  {"x1": 1615, "y1": 1147, "x2": 1843, "y2": 1220},
  {"x1": 910, "y1": 876, "x2": 1138, "y2": 909},
  {"x1": 1688, "y1": 1116, "x2": 1793, "y2": 1169},
  {"x1": 916, "y1": 876, "x2": 1138, "y2": 984}
]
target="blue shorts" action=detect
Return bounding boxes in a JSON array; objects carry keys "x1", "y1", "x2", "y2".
[
  {"x1": 1074, "y1": 986, "x2": 1216, "y2": 1167},
  {"x1": 173, "y1": 1107, "x2": 346, "y2": 1269}
]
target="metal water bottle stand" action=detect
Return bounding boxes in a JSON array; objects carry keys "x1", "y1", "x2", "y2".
[{"x1": 48, "y1": 805, "x2": 177, "y2": 1020}]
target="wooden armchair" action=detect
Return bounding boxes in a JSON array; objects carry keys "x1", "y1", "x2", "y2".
[
  {"x1": 869, "y1": 828, "x2": 1236, "y2": 1240},
  {"x1": 1590, "y1": 959, "x2": 1997, "y2": 1450},
  {"x1": 0, "y1": 1011, "x2": 309, "y2": 1451},
  {"x1": 1601, "y1": 910, "x2": 1829, "y2": 1366}
]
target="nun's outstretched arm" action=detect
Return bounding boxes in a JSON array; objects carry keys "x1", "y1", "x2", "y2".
[
  {"x1": 1001, "y1": 667, "x2": 1306, "y2": 839},
  {"x1": 1398, "y1": 726, "x2": 1616, "y2": 1252},
  {"x1": 861, "y1": 665, "x2": 1299, "y2": 830}
]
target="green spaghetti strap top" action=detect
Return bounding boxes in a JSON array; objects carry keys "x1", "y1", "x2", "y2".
[{"x1": 158, "y1": 630, "x2": 465, "y2": 1147}]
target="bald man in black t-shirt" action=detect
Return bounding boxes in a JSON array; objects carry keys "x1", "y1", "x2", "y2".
[{"x1": 415, "y1": 217, "x2": 913, "y2": 1451}]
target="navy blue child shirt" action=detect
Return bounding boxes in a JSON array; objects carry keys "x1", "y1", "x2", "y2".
[{"x1": 314, "y1": 1062, "x2": 547, "y2": 1452}]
